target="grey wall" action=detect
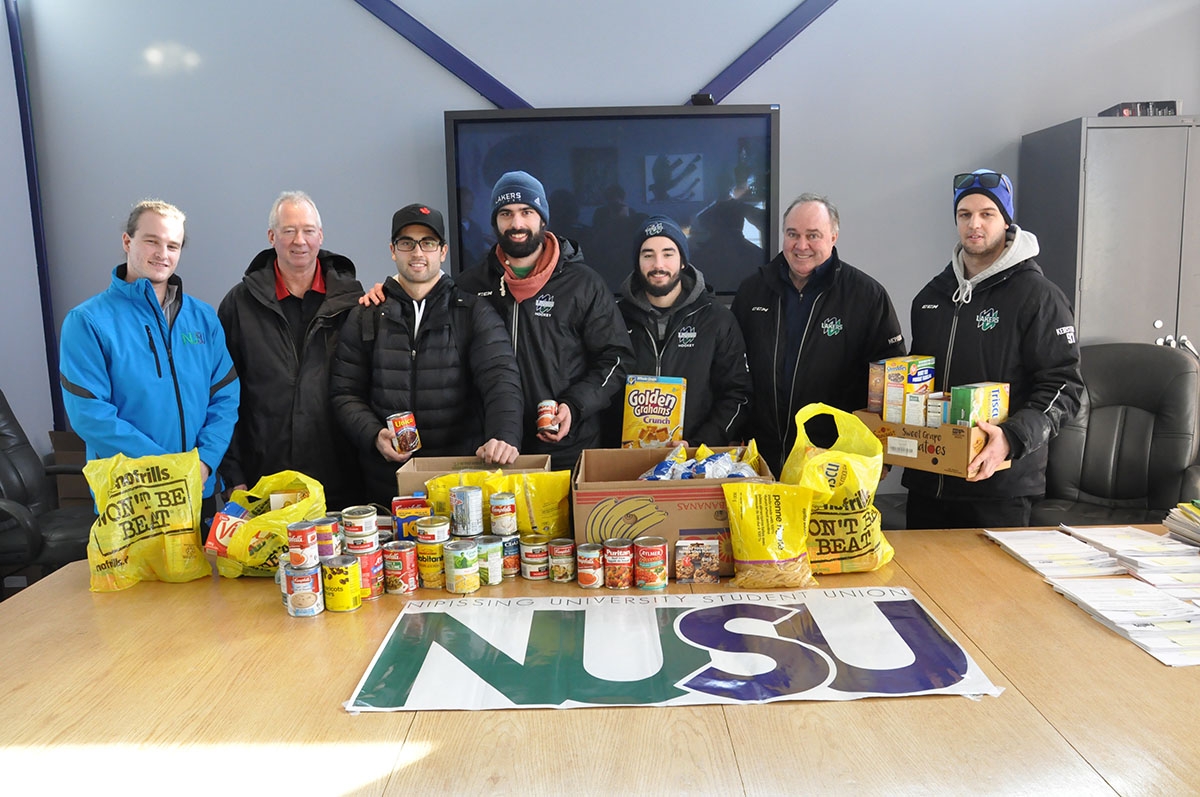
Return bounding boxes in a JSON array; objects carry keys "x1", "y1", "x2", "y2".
[{"x1": 10, "y1": 0, "x2": 1200, "y2": 466}]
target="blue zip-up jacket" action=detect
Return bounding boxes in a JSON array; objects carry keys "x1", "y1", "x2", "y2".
[{"x1": 59, "y1": 265, "x2": 240, "y2": 498}]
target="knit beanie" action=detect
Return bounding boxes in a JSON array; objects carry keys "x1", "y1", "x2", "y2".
[
  {"x1": 954, "y1": 169, "x2": 1014, "y2": 224},
  {"x1": 490, "y1": 171, "x2": 549, "y2": 225},
  {"x1": 633, "y1": 215, "x2": 690, "y2": 265}
]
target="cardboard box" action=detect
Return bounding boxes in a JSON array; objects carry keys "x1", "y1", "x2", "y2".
[
  {"x1": 883, "y1": 356, "x2": 935, "y2": 422},
  {"x1": 571, "y1": 447, "x2": 774, "y2": 577},
  {"x1": 853, "y1": 410, "x2": 1011, "y2": 479},
  {"x1": 49, "y1": 430, "x2": 92, "y2": 508},
  {"x1": 395, "y1": 454, "x2": 552, "y2": 497}
]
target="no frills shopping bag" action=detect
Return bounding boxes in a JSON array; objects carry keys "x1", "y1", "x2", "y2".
[{"x1": 781, "y1": 403, "x2": 894, "y2": 574}]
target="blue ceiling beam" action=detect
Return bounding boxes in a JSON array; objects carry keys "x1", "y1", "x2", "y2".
[{"x1": 353, "y1": 0, "x2": 531, "y2": 109}]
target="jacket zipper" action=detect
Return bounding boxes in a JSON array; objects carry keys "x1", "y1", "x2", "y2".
[
  {"x1": 782, "y1": 288, "x2": 826, "y2": 459},
  {"x1": 144, "y1": 325, "x2": 162, "y2": 378},
  {"x1": 146, "y1": 294, "x2": 187, "y2": 454},
  {"x1": 935, "y1": 302, "x2": 963, "y2": 499}
]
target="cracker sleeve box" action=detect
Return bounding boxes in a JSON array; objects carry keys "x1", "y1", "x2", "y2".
[
  {"x1": 852, "y1": 410, "x2": 1011, "y2": 479},
  {"x1": 571, "y1": 447, "x2": 774, "y2": 577},
  {"x1": 395, "y1": 454, "x2": 551, "y2": 497}
]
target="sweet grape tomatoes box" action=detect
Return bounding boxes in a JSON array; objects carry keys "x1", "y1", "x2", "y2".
[{"x1": 852, "y1": 410, "x2": 1010, "y2": 479}]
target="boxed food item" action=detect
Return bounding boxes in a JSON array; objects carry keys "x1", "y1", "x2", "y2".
[
  {"x1": 883, "y1": 356, "x2": 935, "y2": 423},
  {"x1": 621, "y1": 375, "x2": 686, "y2": 448},
  {"x1": 572, "y1": 447, "x2": 774, "y2": 577},
  {"x1": 674, "y1": 539, "x2": 721, "y2": 583},
  {"x1": 853, "y1": 410, "x2": 1010, "y2": 479},
  {"x1": 904, "y1": 392, "x2": 927, "y2": 426},
  {"x1": 867, "y1": 360, "x2": 886, "y2": 414},
  {"x1": 395, "y1": 454, "x2": 551, "y2": 497},
  {"x1": 926, "y1": 392, "x2": 950, "y2": 428},
  {"x1": 949, "y1": 382, "x2": 1010, "y2": 427}
]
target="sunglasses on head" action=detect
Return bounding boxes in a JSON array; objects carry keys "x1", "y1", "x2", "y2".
[{"x1": 954, "y1": 172, "x2": 1006, "y2": 190}]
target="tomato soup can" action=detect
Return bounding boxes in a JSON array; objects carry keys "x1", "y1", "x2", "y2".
[
  {"x1": 286, "y1": 521, "x2": 319, "y2": 569},
  {"x1": 314, "y1": 516, "x2": 340, "y2": 558},
  {"x1": 416, "y1": 515, "x2": 451, "y2": 544},
  {"x1": 284, "y1": 563, "x2": 324, "y2": 617},
  {"x1": 382, "y1": 540, "x2": 418, "y2": 594},
  {"x1": 536, "y1": 399, "x2": 559, "y2": 433},
  {"x1": 476, "y1": 535, "x2": 504, "y2": 586},
  {"x1": 634, "y1": 536, "x2": 669, "y2": 590},
  {"x1": 489, "y1": 491, "x2": 518, "y2": 535},
  {"x1": 548, "y1": 538, "x2": 576, "y2": 582},
  {"x1": 321, "y1": 555, "x2": 362, "y2": 612},
  {"x1": 355, "y1": 547, "x2": 384, "y2": 600},
  {"x1": 604, "y1": 538, "x2": 635, "y2": 589},
  {"x1": 387, "y1": 411, "x2": 421, "y2": 454},
  {"x1": 444, "y1": 539, "x2": 480, "y2": 594},
  {"x1": 577, "y1": 543, "x2": 604, "y2": 589},
  {"x1": 500, "y1": 532, "x2": 521, "y2": 577},
  {"x1": 417, "y1": 540, "x2": 445, "y2": 588},
  {"x1": 450, "y1": 485, "x2": 483, "y2": 537}
]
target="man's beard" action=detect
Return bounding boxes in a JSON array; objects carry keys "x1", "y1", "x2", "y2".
[
  {"x1": 498, "y1": 225, "x2": 546, "y2": 259},
  {"x1": 639, "y1": 269, "x2": 682, "y2": 298}
]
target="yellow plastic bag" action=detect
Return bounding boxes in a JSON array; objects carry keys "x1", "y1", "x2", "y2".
[
  {"x1": 780, "y1": 403, "x2": 894, "y2": 574},
  {"x1": 484, "y1": 471, "x2": 573, "y2": 537},
  {"x1": 216, "y1": 470, "x2": 326, "y2": 578},
  {"x1": 84, "y1": 450, "x2": 209, "y2": 592},
  {"x1": 425, "y1": 470, "x2": 500, "y2": 520},
  {"x1": 722, "y1": 479, "x2": 827, "y2": 590}
]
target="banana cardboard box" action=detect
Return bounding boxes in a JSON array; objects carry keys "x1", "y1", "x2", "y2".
[
  {"x1": 571, "y1": 447, "x2": 775, "y2": 577},
  {"x1": 621, "y1": 375, "x2": 686, "y2": 448}
]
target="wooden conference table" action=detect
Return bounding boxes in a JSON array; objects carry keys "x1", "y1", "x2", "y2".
[{"x1": 0, "y1": 528, "x2": 1195, "y2": 796}]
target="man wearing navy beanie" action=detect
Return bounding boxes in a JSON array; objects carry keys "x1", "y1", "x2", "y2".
[
  {"x1": 904, "y1": 169, "x2": 1083, "y2": 529},
  {"x1": 613, "y1": 215, "x2": 751, "y2": 447},
  {"x1": 457, "y1": 171, "x2": 634, "y2": 470}
]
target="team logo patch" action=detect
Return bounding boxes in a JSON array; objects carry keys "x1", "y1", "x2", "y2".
[
  {"x1": 976, "y1": 308, "x2": 999, "y2": 332},
  {"x1": 677, "y1": 325, "x2": 697, "y2": 348},
  {"x1": 820, "y1": 317, "x2": 843, "y2": 337},
  {"x1": 644, "y1": 221, "x2": 664, "y2": 236},
  {"x1": 1056, "y1": 325, "x2": 1076, "y2": 344},
  {"x1": 180, "y1": 331, "x2": 206, "y2": 345},
  {"x1": 534, "y1": 294, "x2": 555, "y2": 318}
]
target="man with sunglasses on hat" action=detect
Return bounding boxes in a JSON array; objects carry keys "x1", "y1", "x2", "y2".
[
  {"x1": 902, "y1": 169, "x2": 1082, "y2": 529},
  {"x1": 330, "y1": 204, "x2": 523, "y2": 506}
]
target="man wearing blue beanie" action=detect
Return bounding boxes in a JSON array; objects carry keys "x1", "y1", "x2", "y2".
[
  {"x1": 457, "y1": 171, "x2": 634, "y2": 470},
  {"x1": 903, "y1": 169, "x2": 1083, "y2": 529},
  {"x1": 614, "y1": 215, "x2": 751, "y2": 446}
]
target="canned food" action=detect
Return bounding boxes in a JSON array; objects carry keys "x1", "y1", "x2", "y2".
[
  {"x1": 536, "y1": 399, "x2": 559, "y2": 433},
  {"x1": 341, "y1": 505, "x2": 377, "y2": 534},
  {"x1": 521, "y1": 559, "x2": 549, "y2": 580},
  {"x1": 549, "y1": 537, "x2": 576, "y2": 582},
  {"x1": 476, "y1": 535, "x2": 504, "y2": 586},
  {"x1": 355, "y1": 547, "x2": 384, "y2": 600},
  {"x1": 382, "y1": 540, "x2": 418, "y2": 594},
  {"x1": 321, "y1": 555, "x2": 362, "y2": 612},
  {"x1": 313, "y1": 516, "x2": 340, "y2": 558},
  {"x1": 444, "y1": 539, "x2": 480, "y2": 594},
  {"x1": 449, "y1": 486, "x2": 483, "y2": 537},
  {"x1": 284, "y1": 563, "x2": 324, "y2": 617},
  {"x1": 519, "y1": 533, "x2": 550, "y2": 565},
  {"x1": 415, "y1": 515, "x2": 451, "y2": 544},
  {"x1": 387, "y1": 411, "x2": 421, "y2": 453},
  {"x1": 287, "y1": 521, "x2": 319, "y2": 568},
  {"x1": 577, "y1": 543, "x2": 604, "y2": 589},
  {"x1": 489, "y1": 491, "x2": 518, "y2": 535},
  {"x1": 500, "y1": 532, "x2": 520, "y2": 577},
  {"x1": 604, "y1": 538, "x2": 635, "y2": 589},
  {"x1": 634, "y1": 536, "x2": 669, "y2": 590},
  {"x1": 417, "y1": 540, "x2": 445, "y2": 588}
]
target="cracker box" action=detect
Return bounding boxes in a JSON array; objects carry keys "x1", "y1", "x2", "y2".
[
  {"x1": 883, "y1": 356, "x2": 935, "y2": 423},
  {"x1": 621, "y1": 375, "x2": 686, "y2": 448},
  {"x1": 949, "y1": 382, "x2": 1010, "y2": 427}
]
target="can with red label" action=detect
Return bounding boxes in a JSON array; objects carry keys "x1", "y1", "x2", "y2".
[
  {"x1": 286, "y1": 520, "x2": 319, "y2": 569},
  {"x1": 284, "y1": 563, "x2": 324, "y2": 617},
  {"x1": 604, "y1": 538, "x2": 635, "y2": 589},
  {"x1": 536, "y1": 399, "x2": 559, "y2": 433},
  {"x1": 341, "y1": 505, "x2": 378, "y2": 553},
  {"x1": 387, "y1": 411, "x2": 421, "y2": 453},
  {"x1": 577, "y1": 543, "x2": 603, "y2": 589},
  {"x1": 382, "y1": 540, "x2": 418, "y2": 594},
  {"x1": 634, "y1": 536, "x2": 669, "y2": 590},
  {"x1": 548, "y1": 537, "x2": 576, "y2": 582},
  {"x1": 355, "y1": 547, "x2": 384, "y2": 600}
]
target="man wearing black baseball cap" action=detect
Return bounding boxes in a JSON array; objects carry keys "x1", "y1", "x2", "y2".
[
  {"x1": 331, "y1": 203, "x2": 523, "y2": 505},
  {"x1": 903, "y1": 169, "x2": 1083, "y2": 529}
]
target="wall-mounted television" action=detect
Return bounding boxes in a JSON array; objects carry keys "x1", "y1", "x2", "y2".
[{"x1": 444, "y1": 105, "x2": 780, "y2": 295}]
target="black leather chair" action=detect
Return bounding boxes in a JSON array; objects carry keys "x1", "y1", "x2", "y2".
[
  {"x1": 0, "y1": 389, "x2": 94, "y2": 575},
  {"x1": 1031, "y1": 343, "x2": 1200, "y2": 526}
]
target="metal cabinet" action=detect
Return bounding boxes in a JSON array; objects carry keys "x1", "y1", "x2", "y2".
[{"x1": 1018, "y1": 116, "x2": 1200, "y2": 349}]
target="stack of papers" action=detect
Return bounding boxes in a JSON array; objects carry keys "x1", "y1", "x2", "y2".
[
  {"x1": 983, "y1": 529, "x2": 1123, "y2": 577},
  {"x1": 1062, "y1": 525, "x2": 1200, "y2": 590},
  {"x1": 1063, "y1": 524, "x2": 1199, "y2": 558},
  {"x1": 1047, "y1": 576, "x2": 1200, "y2": 666},
  {"x1": 1164, "y1": 501, "x2": 1200, "y2": 546}
]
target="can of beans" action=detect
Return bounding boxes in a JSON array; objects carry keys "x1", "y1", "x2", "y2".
[
  {"x1": 417, "y1": 540, "x2": 445, "y2": 588},
  {"x1": 313, "y1": 516, "x2": 340, "y2": 558},
  {"x1": 415, "y1": 515, "x2": 450, "y2": 544},
  {"x1": 356, "y1": 547, "x2": 384, "y2": 600},
  {"x1": 444, "y1": 539, "x2": 480, "y2": 594},
  {"x1": 548, "y1": 537, "x2": 576, "y2": 582},
  {"x1": 500, "y1": 532, "x2": 520, "y2": 577},
  {"x1": 450, "y1": 486, "x2": 483, "y2": 537},
  {"x1": 387, "y1": 411, "x2": 421, "y2": 454},
  {"x1": 634, "y1": 536, "x2": 669, "y2": 590},
  {"x1": 577, "y1": 543, "x2": 604, "y2": 589},
  {"x1": 536, "y1": 399, "x2": 559, "y2": 433},
  {"x1": 321, "y1": 555, "x2": 362, "y2": 612},
  {"x1": 475, "y1": 535, "x2": 504, "y2": 586},
  {"x1": 286, "y1": 521, "x2": 319, "y2": 569},
  {"x1": 382, "y1": 540, "x2": 418, "y2": 594},
  {"x1": 284, "y1": 563, "x2": 324, "y2": 617},
  {"x1": 489, "y1": 491, "x2": 518, "y2": 535},
  {"x1": 604, "y1": 538, "x2": 634, "y2": 589}
]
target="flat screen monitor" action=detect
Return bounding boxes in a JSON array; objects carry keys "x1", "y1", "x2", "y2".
[{"x1": 444, "y1": 105, "x2": 780, "y2": 295}]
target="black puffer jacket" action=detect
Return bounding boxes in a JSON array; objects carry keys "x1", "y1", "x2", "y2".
[
  {"x1": 330, "y1": 273, "x2": 523, "y2": 505},
  {"x1": 456, "y1": 235, "x2": 633, "y2": 470},
  {"x1": 731, "y1": 250, "x2": 905, "y2": 476},
  {"x1": 218, "y1": 249, "x2": 363, "y2": 508},
  {"x1": 616, "y1": 265, "x2": 751, "y2": 446}
]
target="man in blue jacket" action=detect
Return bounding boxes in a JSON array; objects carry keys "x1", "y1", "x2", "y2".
[{"x1": 59, "y1": 200, "x2": 239, "y2": 511}]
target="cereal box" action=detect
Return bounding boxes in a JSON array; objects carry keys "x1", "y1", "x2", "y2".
[
  {"x1": 883, "y1": 355, "x2": 935, "y2": 423},
  {"x1": 949, "y1": 382, "x2": 1010, "y2": 427},
  {"x1": 621, "y1": 375, "x2": 686, "y2": 448}
]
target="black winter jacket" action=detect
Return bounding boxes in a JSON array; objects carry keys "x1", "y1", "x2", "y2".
[
  {"x1": 732, "y1": 249, "x2": 905, "y2": 476},
  {"x1": 218, "y1": 249, "x2": 363, "y2": 508},
  {"x1": 616, "y1": 265, "x2": 751, "y2": 446},
  {"x1": 902, "y1": 252, "x2": 1082, "y2": 501},
  {"x1": 456, "y1": 235, "x2": 633, "y2": 470},
  {"x1": 329, "y1": 274, "x2": 523, "y2": 505}
]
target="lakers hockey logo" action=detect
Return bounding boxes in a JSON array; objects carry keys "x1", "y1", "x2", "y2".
[
  {"x1": 644, "y1": 221, "x2": 664, "y2": 236},
  {"x1": 976, "y1": 308, "x2": 999, "y2": 332},
  {"x1": 535, "y1": 294, "x2": 555, "y2": 318},
  {"x1": 820, "y1": 317, "x2": 843, "y2": 337},
  {"x1": 677, "y1": 325, "x2": 697, "y2": 348}
]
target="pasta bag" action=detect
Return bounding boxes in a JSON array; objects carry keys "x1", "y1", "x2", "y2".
[{"x1": 722, "y1": 476, "x2": 829, "y2": 590}]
